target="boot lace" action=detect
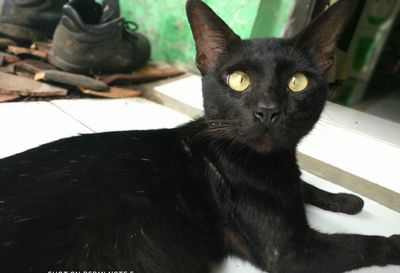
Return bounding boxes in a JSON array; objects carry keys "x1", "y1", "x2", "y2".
[{"x1": 123, "y1": 20, "x2": 139, "y2": 33}]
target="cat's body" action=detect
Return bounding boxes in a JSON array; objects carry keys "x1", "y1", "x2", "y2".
[
  {"x1": 0, "y1": 126, "x2": 224, "y2": 272},
  {"x1": 0, "y1": 0, "x2": 399, "y2": 272},
  {"x1": 0, "y1": 121, "x2": 385, "y2": 273},
  {"x1": 0, "y1": 121, "x2": 302, "y2": 272}
]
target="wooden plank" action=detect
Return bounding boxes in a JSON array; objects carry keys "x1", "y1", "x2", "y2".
[
  {"x1": 0, "y1": 64, "x2": 15, "y2": 74},
  {"x1": 80, "y1": 86, "x2": 142, "y2": 98},
  {"x1": 15, "y1": 70, "x2": 34, "y2": 79},
  {"x1": 0, "y1": 52, "x2": 20, "y2": 63},
  {"x1": 6, "y1": 45, "x2": 47, "y2": 59},
  {"x1": 97, "y1": 61, "x2": 185, "y2": 85},
  {"x1": 0, "y1": 94, "x2": 20, "y2": 102},
  {"x1": 30, "y1": 42, "x2": 52, "y2": 54},
  {"x1": 15, "y1": 59, "x2": 56, "y2": 74},
  {"x1": 0, "y1": 71, "x2": 67, "y2": 97},
  {"x1": 35, "y1": 70, "x2": 109, "y2": 91},
  {"x1": 0, "y1": 38, "x2": 16, "y2": 49}
]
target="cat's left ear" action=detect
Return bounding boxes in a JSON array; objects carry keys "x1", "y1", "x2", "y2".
[
  {"x1": 296, "y1": 0, "x2": 356, "y2": 73},
  {"x1": 187, "y1": 0, "x2": 240, "y2": 75}
]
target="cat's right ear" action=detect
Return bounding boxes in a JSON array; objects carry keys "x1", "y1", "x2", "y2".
[{"x1": 187, "y1": 0, "x2": 240, "y2": 75}]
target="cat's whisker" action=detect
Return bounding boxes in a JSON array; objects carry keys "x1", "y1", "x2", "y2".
[{"x1": 191, "y1": 120, "x2": 239, "y2": 142}]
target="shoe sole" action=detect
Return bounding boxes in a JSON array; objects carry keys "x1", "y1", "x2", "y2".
[{"x1": 0, "y1": 22, "x2": 50, "y2": 42}]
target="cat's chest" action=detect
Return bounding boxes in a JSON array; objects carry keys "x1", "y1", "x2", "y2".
[
  {"x1": 208, "y1": 148, "x2": 301, "y2": 195},
  {"x1": 199, "y1": 147, "x2": 304, "y2": 259}
]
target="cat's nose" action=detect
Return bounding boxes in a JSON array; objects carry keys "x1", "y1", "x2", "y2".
[{"x1": 254, "y1": 103, "x2": 280, "y2": 125}]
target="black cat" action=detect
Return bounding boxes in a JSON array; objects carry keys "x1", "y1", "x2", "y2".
[{"x1": 0, "y1": 0, "x2": 399, "y2": 272}]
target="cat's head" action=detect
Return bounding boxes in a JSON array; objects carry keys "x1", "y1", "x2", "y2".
[{"x1": 187, "y1": 0, "x2": 354, "y2": 153}]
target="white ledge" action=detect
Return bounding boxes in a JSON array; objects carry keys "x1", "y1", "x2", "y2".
[{"x1": 151, "y1": 75, "x2": 400, "y2": 196}]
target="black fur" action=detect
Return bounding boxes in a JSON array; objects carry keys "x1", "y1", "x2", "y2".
[{"x1": 0, "y1": 1, "x2": 399, "y2": 272}]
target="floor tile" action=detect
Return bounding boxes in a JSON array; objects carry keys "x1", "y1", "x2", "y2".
[
  {"x1": 0, "y1": 101, "x2": 91, "y2": 159},
  {"x1": 154, "y1": 75, "x2": 203, "y2": 110},
  {"x1": 51, "y1": 98, "x2": 192, "y2": 133}
]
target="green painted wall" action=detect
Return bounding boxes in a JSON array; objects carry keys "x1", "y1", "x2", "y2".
[
  {"x1": 120, "y1": 0, "x2": 260, "y2": 69},
  {"x1": 251, "y1": 0, "x2": 294, "y2": 38},
  {"x1": 120, "y1": 0, "x2": 294, "y2": 69}
]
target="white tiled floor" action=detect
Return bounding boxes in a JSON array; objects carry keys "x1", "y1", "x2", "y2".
[
  {"x1": 51, "y1": 98, "x2": 191, "y2": 133},
  {"x1": 155, "y1": 75, "x2": 204, "y2": 110},
  {"x1": 0, "y1": 98, "x2": 399, "y2": 273},
  {"x1": 0, "y1": 98, "x2": 191, "y2": 159},
  {"x1": 0, "y1": 101, "x2": 91, "y2": 159}
]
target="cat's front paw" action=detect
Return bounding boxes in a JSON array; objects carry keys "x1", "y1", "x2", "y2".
[
  {"x1": 388, "y1": 235, "x2": 400, "y2": 264},
  {"x1": 333, "y1": 193, "x2": 364, "y2": 215},
  {"x1": 390, "y1": 234, "x2": 400, "y2": 240}
]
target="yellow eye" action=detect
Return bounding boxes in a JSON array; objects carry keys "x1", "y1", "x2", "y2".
[
  {"x1": 227, "y1": 71, "x2": 251, "y2": 92},
  {"x1": 288, "y1": 73, "x2": 309, "y2": 92}
]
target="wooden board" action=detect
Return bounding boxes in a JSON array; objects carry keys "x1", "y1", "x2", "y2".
[
  {"x1": 0, "y1": 94, "x2": 20, "y2": 102},
  {"x1": 0, "y1": 52, "x2": 20, "y2": 63},
  {"x1": 6, "y1": 45, "x2": 47, "y2": 59},
  {"x1": 0, "y1": 38, "x2": 16, "y2": 49},
  {"x1": 15, "y1": 59, "x2": 55, "y2": 74},
  {"x1": 0, "y1": 64, "x2": 15, "y2": 74},
  {"x1": 0, "y1": 71, "x2": 67, "y2": 97},
  {"x1": 30, "y1": 42, "x2": 52, "y2": 55},
  {"x1": 80, "y1": 86, "x2": 142, "y2": 98},
  {"x1": 97, "y1": 61, "x2": 185, "y2": 85},
  {"x1": 35, "y1": 70, "x2": 109, "y2": 91}
]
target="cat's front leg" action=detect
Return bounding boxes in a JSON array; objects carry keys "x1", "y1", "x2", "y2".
[
  {"x1": 275, "y1": 231, "x2": 400, "y2": 273},
  {"x1": 301, "y1": 180, "x2": 364, "y2": 215}
]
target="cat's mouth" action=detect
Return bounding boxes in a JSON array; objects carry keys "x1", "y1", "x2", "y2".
[
  {"x1": 245, "y1": 130, "x2": 288, "y2": 153},
  {"x1": 248, "y1": 134, "x2": 276, "y2": 153},
  {"x1": 240, "y1": 119, "x2": 295, "y2": 153},
  {"x1": 194, "y1": 120, "x2": 290, "y2": 153}
]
